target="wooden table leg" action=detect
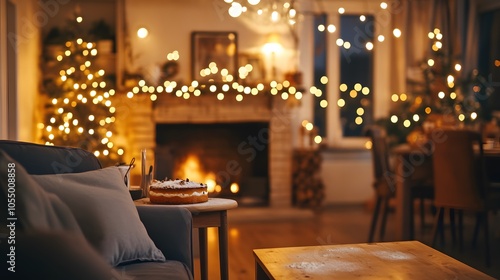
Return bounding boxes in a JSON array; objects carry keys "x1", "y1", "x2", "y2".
[
  {"x1": 395, "y1": 154, "x2": 412, "y2": 241},
  {"x1": 255, "y1": 260, "x2": 271, "y2": 280},
  {"x1": 199, "y1": 227, "x2": 208, "y2": 280},
  {"x1": 218, "y1": 211, "x2": 229, "y2": 280}
]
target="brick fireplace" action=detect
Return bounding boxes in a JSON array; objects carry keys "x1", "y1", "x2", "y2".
[{"x1": 117, "y1": 92, "x2": 293, "y2": 208}]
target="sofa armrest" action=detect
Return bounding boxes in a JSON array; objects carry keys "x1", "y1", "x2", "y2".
[
  {"x1": 136, "y1": 206, "x2": 193, "y2": 272},
  {"x1": 0, "y1": 140, "x2": 102, "y2": 175}
]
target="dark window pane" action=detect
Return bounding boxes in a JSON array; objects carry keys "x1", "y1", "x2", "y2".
[
  {"x1": 313, "y1": 14, "x2": 327, "y2": 137},
  {"x1": 339, "y1": 15, "x2": 374, "y2": 137},
  {"x1": 478, "y1": 9, "x2": 500, "y2": 117}
]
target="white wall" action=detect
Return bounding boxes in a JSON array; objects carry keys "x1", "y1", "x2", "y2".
[
  {"x1": 321, "y1": 149, "x2": 373, "y2": 205},
  {"x1": 15, "y1": 0, "x2": 41, "y2": 141}
]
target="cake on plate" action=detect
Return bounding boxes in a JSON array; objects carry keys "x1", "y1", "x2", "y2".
[{"x1": 149, "y1": 178, "x2": 208, "y2": 204}]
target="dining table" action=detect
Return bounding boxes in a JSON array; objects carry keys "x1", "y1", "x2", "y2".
[{"x1": 391, "y1": 142, "x2": 500, "y2": 241}]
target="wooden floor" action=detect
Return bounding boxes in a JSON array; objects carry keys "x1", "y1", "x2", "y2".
[{"x1": 193, "y1": 204, "x2": 500, "y2": 280}]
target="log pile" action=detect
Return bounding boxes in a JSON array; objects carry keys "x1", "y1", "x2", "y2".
[{"x1": 292, "y1": 149, "x2": 324, "y2": 209}]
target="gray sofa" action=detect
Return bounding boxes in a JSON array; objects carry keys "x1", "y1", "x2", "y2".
[{"x1": 0, "y1": 140, "x2": 193, "y2": 280}]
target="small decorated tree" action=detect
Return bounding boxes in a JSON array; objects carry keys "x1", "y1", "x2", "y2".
[
  {"x1": 377, "y1": 28, "x2": 485, "y2": 146},
  {"x1": 40, "y1": 16, "x2": 124, "y2": 166}
]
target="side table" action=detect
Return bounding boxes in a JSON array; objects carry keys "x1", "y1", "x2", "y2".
[{"x1": 135, "y1": 198, "x2": 238, "y2": 280}]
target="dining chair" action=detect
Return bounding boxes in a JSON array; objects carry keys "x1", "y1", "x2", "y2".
[
  {"x1": 431, "y1": 128, "x2": 500, "y2": 267},
  {"x1": 366, "y1": 126, "x2": 434, "y2": 243}
]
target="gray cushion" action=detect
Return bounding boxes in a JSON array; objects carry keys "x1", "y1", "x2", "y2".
[
  {"x1": 0, "y1": 230, "x2": 122, "y2": 280},
  {"x1": 0, "y1": 150, "x2": 81, "y2": 233},
  {"x1": 32, "y1": 167, "x2": 166, "y2": 266},
  {"x1": 117, "y1": 261, "x2": 193, "y2": 280}
]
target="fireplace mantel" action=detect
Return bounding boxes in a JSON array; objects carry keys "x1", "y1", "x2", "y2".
[{"x1": 153, "y1": 93, "x2": 274, "y2": 124}]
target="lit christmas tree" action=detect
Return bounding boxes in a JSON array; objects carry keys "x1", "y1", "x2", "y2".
[
  {"x1": 39, "y1": 16, "x2": 124, "y2": 166},
  {"x1": 377, "y1": 28, "x2": 486, "y2": 145}
]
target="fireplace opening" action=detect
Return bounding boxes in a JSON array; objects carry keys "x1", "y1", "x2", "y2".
[{"x1": 155, "y1": 122, "x2": 269, "y2": 206}]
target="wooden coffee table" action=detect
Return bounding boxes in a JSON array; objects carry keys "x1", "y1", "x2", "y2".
[{"x1": 254, "y1": 241, "x2": 494, "y2": 279}]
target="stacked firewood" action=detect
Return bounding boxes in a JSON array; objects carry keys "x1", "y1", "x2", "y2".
[{"x1": 292, "y1": 149, "x2": 324, "y2": 209}]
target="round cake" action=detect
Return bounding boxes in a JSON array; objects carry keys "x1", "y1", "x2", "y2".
[{"x1": 149, "y1": 178, "x2": 208, "y2": 204}]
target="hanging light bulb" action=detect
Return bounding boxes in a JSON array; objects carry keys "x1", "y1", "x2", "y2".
[
  {"x1": 393, "y1": 28, "x2": 402, "y2": 38},
  {"x1": 229, "y1": 2, "x2": 243, "y2": 17},
  {"x1": 288, "y1": 8, "x2": 296, "y2": 25},
  {"x1": 271, "y1": 10, "x2": 280, "y2": 22},
  {"x1": 247, "y1": 0, "x2": 260, "y2": 5},
  {"x1": 137, "y1": 27, "x2": 148, "y2": 38}
]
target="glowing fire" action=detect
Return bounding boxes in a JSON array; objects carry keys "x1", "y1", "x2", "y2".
[
  {"x1": 175, "y1": 154, "x2": 204, "y2": 183},
  {"x1": 175, "y1": 154, "x2": 239, "y2": 194}
]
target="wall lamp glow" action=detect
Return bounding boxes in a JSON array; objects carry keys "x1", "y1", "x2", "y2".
[
  {"x1": 262, "y1": 33, "x2": 283, "y2": 55},
  {"x1": 137, "y1": 27, "x2": 149, "y2": 39}
]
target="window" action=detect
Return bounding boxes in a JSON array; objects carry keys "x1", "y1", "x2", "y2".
[
  {"x1": 337, "y1": 14, "x2": 374, "y2": 137},
  {"x1": 312, "y1": 1, "x2": 391, "y2": 148},
  {"x1": 313, "y1": 14, "x2": 327, "y2": 137},
  {"x1": 478, "y1": 8, "x2": 500, "y2": 117}
]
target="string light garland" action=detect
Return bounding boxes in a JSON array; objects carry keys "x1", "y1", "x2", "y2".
[
  {"x1": 128, "y1": 51, "x2": 305, "y2": 103},
  {"x1": 223, "y1": 0, "x2": 300, "y2": 26},
  {"x1": 39, "y1": 16, "x2": 124, "y2": 166}
]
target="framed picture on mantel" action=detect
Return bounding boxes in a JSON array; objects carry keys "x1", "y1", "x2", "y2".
[{"x1": 191, "y1": 31, "x2": 238, "y2": 82}]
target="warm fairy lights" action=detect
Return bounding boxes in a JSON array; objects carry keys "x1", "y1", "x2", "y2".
[
  {"x1": 129, "y1": 55, "x2": 305, "y2": 102},
  {"x1": 225, "y1": 0, "x2": 299, "y2": 26}
]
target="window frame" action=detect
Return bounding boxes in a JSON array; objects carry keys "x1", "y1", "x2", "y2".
[
  {"x1": 0, "y1": 0, "x2": 7, "y2": 139},
  {"x1": 0, "y1": 0, "x2": 18, "y2": 140},
  {"x1": 320, "y1": 1, "x2": 392, "y2": 148}
]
